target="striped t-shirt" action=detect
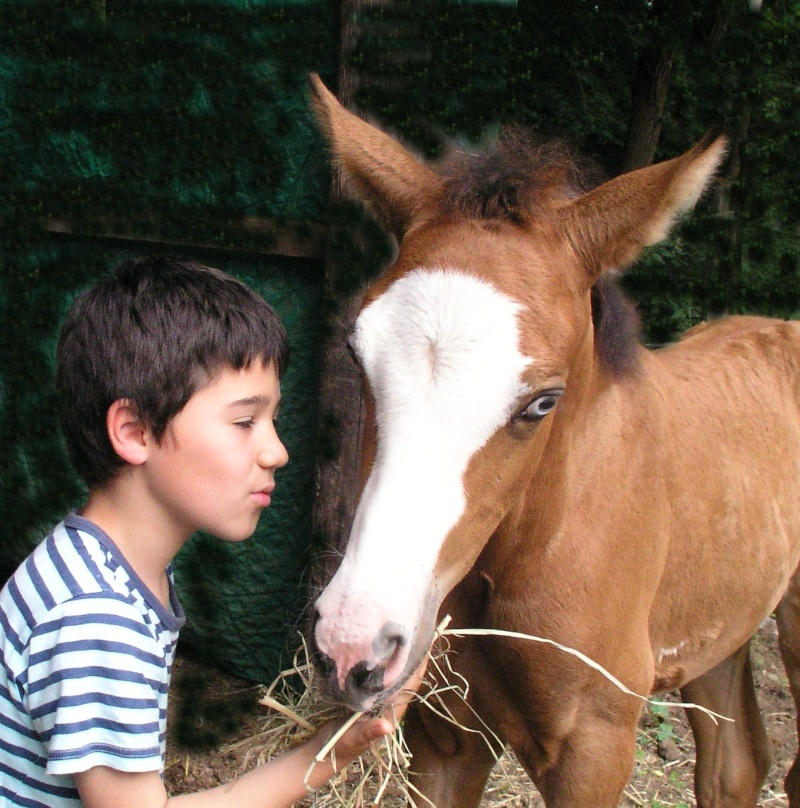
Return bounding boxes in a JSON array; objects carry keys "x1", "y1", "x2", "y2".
[{"x1": 0, "y1": 513, "x2": 185, "y2": 807}]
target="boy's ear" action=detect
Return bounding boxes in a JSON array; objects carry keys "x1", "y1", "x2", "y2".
[{"x1": 106, "y1": 399, "x2": 149, "y2": 466}]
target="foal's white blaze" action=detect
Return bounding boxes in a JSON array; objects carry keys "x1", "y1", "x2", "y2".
[{"x1": 314, "y1": 268, "x2": 532, "y2": 692}]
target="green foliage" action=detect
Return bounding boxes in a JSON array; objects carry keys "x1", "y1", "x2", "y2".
[
  {"x1": 347, "y1": 0, "x2": 523, "y2": 157},
  {"x1": 0, "y1": 0, "x2": 337, "y2": 233},
  {"x1": 0, "y1": 233, "x2": 93, "y2": 582},
  {"x1": 513, "y1": 0, "x2": 646, "y2": 169},
  {"x1": 634, "y1": 1, "x2": 799, "y2": 333},
  {"x1": 345, "y1": 0, "x2": 800, "y2": 342},
  {"x1": 650, "y1": 702, "x2": 676, "y2": 743},
  {"x1": 531, "y1": 0, "x2": 800, "y2": 339}
]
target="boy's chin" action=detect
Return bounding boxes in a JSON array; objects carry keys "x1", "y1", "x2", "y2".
[
  {"x1": 222, "y1": 530, "x2": 257, "y2": 543},
  {"x1": 210, "y1": 523, "x2": 260, "y2": 543}
]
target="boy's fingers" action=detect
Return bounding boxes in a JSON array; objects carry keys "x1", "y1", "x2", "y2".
[
  {"x1": 365, "y1": 716, "x2": 394, "y2": 740},
  {"x1": 385, "y1": 655, "x2": 429, "y2": 717},
  {"x1": 325, "y1": 715, "x2": 392, "y2": 755}
]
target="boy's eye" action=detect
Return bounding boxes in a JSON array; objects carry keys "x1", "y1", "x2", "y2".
[{"x1": 235, "y1": 418, "x2": 255, "y2": 430}]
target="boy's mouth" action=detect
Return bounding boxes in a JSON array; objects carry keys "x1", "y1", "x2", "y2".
[{"x1": 252, "y1": 486, "x2": 274, "y2": 507}]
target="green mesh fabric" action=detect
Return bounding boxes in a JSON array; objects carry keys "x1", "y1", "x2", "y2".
[{"x1": 1, "y1": 1, "x2": 337, "y2": 681}]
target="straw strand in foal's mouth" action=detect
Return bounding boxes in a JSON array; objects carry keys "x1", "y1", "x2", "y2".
[{"x1": 439, "y1": 622, "x2": 733, "y2": 725}]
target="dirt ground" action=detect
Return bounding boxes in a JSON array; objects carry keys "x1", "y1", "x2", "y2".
[{"x1": 164, "y1": 619, "x2": 796, "y2": 807}]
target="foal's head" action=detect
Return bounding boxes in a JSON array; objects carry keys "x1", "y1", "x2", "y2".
[{"x1": 307, "y1": 75, "x2": 726, "y2": 710}]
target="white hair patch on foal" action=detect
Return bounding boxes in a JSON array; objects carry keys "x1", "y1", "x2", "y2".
[
  {"x1": 315, "y1": 268, "x2": 532, "y2": 664},
  {"x1": 354, "y1": 268, "x2": 532, "y2": 453}
]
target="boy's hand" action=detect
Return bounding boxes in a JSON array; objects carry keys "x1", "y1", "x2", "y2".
[{"x1": 306, "y1": 656, "x2": 428, "y2": 789}]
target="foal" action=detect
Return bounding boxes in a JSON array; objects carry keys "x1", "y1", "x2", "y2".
[{"x1": 308, "y1": 74, "x2": 800, "y2": 808}]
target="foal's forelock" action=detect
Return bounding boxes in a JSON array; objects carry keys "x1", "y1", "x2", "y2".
[{"x1": 439, "y1": 133, "x2": 597, "y2": 225}]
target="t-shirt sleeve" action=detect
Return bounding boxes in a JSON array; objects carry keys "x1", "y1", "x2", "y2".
[{"x1": 24, "y1": 594, "x2": 166, "y2": 776}]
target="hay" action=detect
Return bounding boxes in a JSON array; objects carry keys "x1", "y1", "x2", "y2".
[
  {"x1": 225, "y1": 636, "x2": 424, "y2": 808},
  {"x1": 238, "y1": 617, "x2": 732, "y2": 808}
]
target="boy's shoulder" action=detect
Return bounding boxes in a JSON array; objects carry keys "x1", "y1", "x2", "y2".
[{"x1": 1, "y1": 514, "x2": 184, "y2": 659}]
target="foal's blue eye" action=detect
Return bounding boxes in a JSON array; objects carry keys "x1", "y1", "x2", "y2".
[{"x1": 513, "y1": 389, "x2": 564, "y2": 424}]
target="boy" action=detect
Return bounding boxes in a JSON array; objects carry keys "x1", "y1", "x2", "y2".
[{"x1": 0, "y1": 255, "x2": 418, "y2": 807}]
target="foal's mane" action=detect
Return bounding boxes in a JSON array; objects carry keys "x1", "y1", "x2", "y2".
[
  {"x1": 438, "y1": 130, "x2": 641, "y2": 377},
  {"x1": 591, "y1": 275, "x2": 642, "y2": 377}
]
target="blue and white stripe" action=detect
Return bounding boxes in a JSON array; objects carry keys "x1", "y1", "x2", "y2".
[{"x1": 0, "y1": 514, "x2": 184, "y2": 806}]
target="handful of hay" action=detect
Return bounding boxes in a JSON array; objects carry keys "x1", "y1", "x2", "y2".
[
  {"x1": 229, "y1": 618, "x2": 497, "y2": 808},
  {"x1": 229, "y1": 618, "x2": 731, "y2": 808},
  {"x1": 229, "y1": 635, "x2": 426, "y2": 808}
]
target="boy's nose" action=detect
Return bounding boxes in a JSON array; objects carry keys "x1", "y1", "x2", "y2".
[{"x1": 260, "y1": 434, "x2": 289, "y2": 469}]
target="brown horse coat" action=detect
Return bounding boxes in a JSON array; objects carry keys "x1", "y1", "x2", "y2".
[{"x1": 307, "y1": 74, "x2": 800, "y2": 808}]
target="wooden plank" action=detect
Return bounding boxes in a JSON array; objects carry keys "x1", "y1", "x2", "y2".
[{"x1": 40, "y1": 215, "x2": 327, "y2": 260}]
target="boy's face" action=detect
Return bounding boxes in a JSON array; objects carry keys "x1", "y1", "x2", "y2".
[{"x1": 143, "y1": 361, "x2": 289, "y2": 543}]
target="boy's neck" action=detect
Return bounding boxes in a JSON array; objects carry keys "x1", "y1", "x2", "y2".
[{"x1": 80, "y1": 475, "x2": 191, "y2": 609}]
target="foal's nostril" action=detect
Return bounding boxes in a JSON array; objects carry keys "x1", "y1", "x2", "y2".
[
  {"x1": 373, "y1": 621, "x2": 408, "y2": 660},
  {"x1": 340, "y1": 622, "x2": 410, "y2": 699},
  {"x1": 347, "y1": 661, "x2": 385, "y2": 696}
]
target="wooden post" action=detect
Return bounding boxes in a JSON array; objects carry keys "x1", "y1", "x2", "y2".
[{"x1": 309, "y1": 0, "x2": 372, "y2": 587}]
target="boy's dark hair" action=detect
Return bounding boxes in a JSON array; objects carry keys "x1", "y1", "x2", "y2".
[{"x1": 56, "y1": 255, "x2": 290, "y2": 488}]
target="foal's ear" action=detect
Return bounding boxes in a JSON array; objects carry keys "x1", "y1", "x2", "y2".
[
  {"x1": 560, "y1": 134, "x2": 728, "y2": 283},
  {"x1": 308, "y1": 74, "x2": 441, "y2": 240}
]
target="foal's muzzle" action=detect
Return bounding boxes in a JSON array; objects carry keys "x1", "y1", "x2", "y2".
[{"x1": 308, "y1": 610, "x2": 409, "y2": 710}]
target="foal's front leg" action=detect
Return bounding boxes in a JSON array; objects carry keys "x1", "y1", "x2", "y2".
[
  {"x1": 680, "y1": 641, "x2": 769, "y2": 808},
  {"x1": 404, "y1": 699, "x2": 499, "y2": 808},
  {"x1": 406, "y1": 657, "x2": 643, "y2": 808},
  {"x1": 528, "y1": 699, "x2": 641, "y2": 808}
]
